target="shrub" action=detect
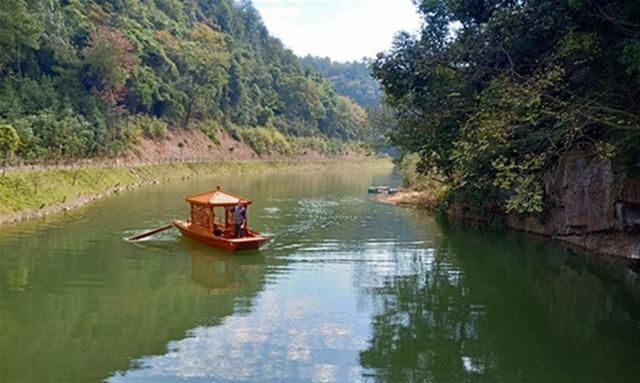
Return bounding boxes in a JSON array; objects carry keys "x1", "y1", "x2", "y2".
[
  {"x1": 398, "y1": 153, "x2": 423, "y2": 189},
  {"x1": 398, "y1": 152, "x2": 449, "y2": 194},
  {"x1": 288, "y1": 136, "x2": 365, "y2": 157},
  {"x1": 124, "y1": 114, "x2": 168, "y2": 140},
  {"x1": 198, "y1": 120, "x2": 221, "y2": 145},
  {"x1": 14, "y1": 110, "x2": 95, "y2": 160},
  {"x1": 227, "y1": 124, "x2": 242, "y2": 142},
  {"x1": 0, "y1": 124, "x2": 20, "y2": 164},
  {"x1": 239, "y1": 127, "x2": 292, "y2": 156}
]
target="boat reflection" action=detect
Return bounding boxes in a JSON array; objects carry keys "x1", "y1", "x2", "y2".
[{"x1": 189, "y1": 251, "x2": 266, "y2": 296}]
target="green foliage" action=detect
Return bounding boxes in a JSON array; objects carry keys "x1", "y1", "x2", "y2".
[
  {"x1": 155, "y1": 0, "x2": 184, "y2": 21},
  {"x1": 14, "y1": 110, "x2": 95, "y2": 160},
  {"x1": 234, "y1": 125, "x2": 365, "y2": 158},
  {"x1": 238, "y1": 127, "x2": 291, "y2": 156},
  {"x1": 83, "y1": 26, "x2": 137, "y2": 103},
  {"x1": 198, "y1": 120, "x2": 222, "y2": 144},
  {"x1": 289, "y1": 136, "x2": 332, "y2": 155},
  {"x1": 290, "y1": 136, "x2": 363, "y2": 157},
  {"x1": 124, "y1": 115, "x2": 168, "y2": 140},
  {"x1": 0, "y1": 124, "x2": 20, "y2": 163},
  {"x1": 375, "y1": 0, "x2": 640, "y2": 215},
  {"x1": 492, "y1": 155, "x2": 546, "y2": 215},
  {"x1": 622, "y1": 39, "x2": 640, "y2": 76},
  {"x1": 0, "y1": 0, "x2": 43, "y2": 71},
  {"x1": 364, "y1": 102, "x2": 400, "y2": 153},
  {"x1": 397, "y1": 153, "x2": 449, "y2": 202},
  {"x1": 300, "y1": 56, "x2": 381, "y2": 108},
  {"x1": 398, "y1": 153, "x2": 428, "y2": 189},
  {"x1": 0, "y1": 0, "x2": 365, "y2": 162},
  {"x1": 174, "y1": 23, "x2": 230, "y2": 128}
]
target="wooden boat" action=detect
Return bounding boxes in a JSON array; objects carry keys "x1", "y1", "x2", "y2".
[{"x1": 172, "y1": 186, "x2": 268, "y2": 252}]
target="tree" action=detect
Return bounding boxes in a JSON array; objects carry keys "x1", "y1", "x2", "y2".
[
  {"x1": 0, "y1": 0, "x2": 43, "y2": 73},
  {"x1": 374, "y1": 0, "x2": 640, "y2": 215},
  {"x1": 83, "y1": 26, "x2": 137, "y2": 151},
  {"x1": 84, "y1": 26, "x2": 136, "y2": 104},
  {"x1": 0, "y1": 0, "x2": 367, "y2": 162},
  {"x1": 0, "y1": 124, "x2": 20, "y2": 165},
  {"x1": 174, "y1": 23, "x2": 229, "y2": 128},
  {"x1": 301, "y1": 55, "x2": 382, "y2": 108}
]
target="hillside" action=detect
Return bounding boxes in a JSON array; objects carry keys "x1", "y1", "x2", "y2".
[
  {"x1": 300, "y1": 56, "x2": 381, "y2": 108},
  {"x1": 0, "y1": 0, "x2": 367, "y2": 163}
]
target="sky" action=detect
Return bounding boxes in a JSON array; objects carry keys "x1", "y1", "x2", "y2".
[{"x1": 252, "y1": 0, "x2": 422, "y2": 62}]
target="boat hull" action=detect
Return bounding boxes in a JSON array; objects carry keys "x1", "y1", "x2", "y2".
[{"x1": 172, "y1": 220, "x2": 268, "y2": 252}]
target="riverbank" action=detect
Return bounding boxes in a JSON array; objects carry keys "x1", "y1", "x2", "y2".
[
  {"x1": 0, "y1": 128, "x2": 367, "y2": 173},
  {"x1": 375, "y1": 188, "x2": 640, "y2": 262},
  {"x1": 0, "y1": 159, "x2": 392, "y2": 226},
  {"x1": 373, "y1": 188, "x2": 438, "y2": 209}
]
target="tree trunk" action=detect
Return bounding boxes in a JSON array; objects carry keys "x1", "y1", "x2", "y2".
[{"x1": 184, "y1": 97, "x2": 194, "y2": 129}]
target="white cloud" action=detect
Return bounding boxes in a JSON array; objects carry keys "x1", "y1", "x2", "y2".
[{"x1": 253, "y1": 0, "x2": 422, "y2": 62}]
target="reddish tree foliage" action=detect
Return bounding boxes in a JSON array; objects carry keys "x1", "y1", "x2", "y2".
[{"x1": 84, "y1": 26, "x2": 136, "y2": 109}]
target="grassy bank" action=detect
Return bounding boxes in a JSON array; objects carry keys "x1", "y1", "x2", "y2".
[{"x1": 0, "y1": 159, "x2": 392, "y2": 224}]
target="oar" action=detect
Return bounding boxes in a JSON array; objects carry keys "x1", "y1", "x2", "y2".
[{"x1": 128, "y1": 224, "x2": 174, "y2": 241}]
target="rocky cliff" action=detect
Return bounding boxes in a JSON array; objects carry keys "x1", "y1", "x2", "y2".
[{"x1": 508, "y1": 149, "x2": 640, "y2": 260}]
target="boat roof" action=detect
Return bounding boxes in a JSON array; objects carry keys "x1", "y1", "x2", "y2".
[{"x1": 186, "y1": 186, "x2": 252, "y2": 206}]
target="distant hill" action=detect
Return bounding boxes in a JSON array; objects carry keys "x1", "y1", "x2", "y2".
[
  {"x1": 300, "y1": 56, "x2": 382, "y2": 108},
  {"x1": 0, "y1": 0, "x2": 366, "y2": 162}
]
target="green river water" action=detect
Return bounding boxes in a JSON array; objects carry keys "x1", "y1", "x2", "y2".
[{"x1": 1, "y1": 166, "x2": 640, "y2": 383}]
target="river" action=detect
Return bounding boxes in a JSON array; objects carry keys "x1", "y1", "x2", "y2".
[{"x1": 1, "y1": 166, "x2": 639, "y2": 382}]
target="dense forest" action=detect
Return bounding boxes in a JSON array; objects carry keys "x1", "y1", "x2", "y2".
[
  {"x1": 300, "y1": 55, "x2": 396, "y2": 152},
  {"x1": 0, "y1": 0, "x2": 367, "y2": 163},
  {"x1": 300, "y1": 56, "x2": 381, "y2": 108},
  {"x1": 375, "y1": 0, "x2": 640, "y2": 215}
]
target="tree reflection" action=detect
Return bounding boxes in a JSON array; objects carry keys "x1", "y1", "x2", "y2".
[
  {"x1": 360, "y1": 222, "x2": 640, "y2": 382},
  {"x1": 360, "y1": 243, "x2": 498, "y2": 382}
]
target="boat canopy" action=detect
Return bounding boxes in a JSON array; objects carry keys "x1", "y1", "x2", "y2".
[{"x1": 186, "y1": 186, "x2": 252, "y2": 207}]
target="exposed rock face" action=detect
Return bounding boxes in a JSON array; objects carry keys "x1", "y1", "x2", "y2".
[
  {"x1": 622, "y1": 179, "x2": 640, "y2": 205},
  {"x1": 507, "y1": 148, "x2": 640, "y2": 260},
  {"x1": 545, "y1": 150, "x2": 616, "y2": 235},
  {"x1": 617, "y1": 202, "x2": 640, "y2": 232}
]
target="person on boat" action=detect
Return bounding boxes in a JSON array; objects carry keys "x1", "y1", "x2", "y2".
[{"x1": 233, "y1": 203, "x2": 247, "y2": 238}]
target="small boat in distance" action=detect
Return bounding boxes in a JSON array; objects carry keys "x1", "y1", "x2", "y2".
[{"x1": 172, "y1": 186, "x2": 268, "y2": 252}]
